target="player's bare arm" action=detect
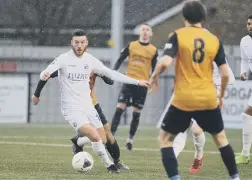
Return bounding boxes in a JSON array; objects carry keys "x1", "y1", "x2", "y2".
[
  {"x1": 151, "y1": 55, "x2": 172, "y2": 79},
  {"x1": 149, "y1": 56, "x2": 173, "y2": 92},
  {"x1": 150, "y1": 32, "x2": 178, "y2": 92},
  {"x1": 214, "y1": 42, "x2": 230, "y2": 108},
  {"x1": 219, "y1": 64, "x2": 230, "y2": 108},
  {"x1": 89, "y1": 72, "x2": 97, "y2": 90}
]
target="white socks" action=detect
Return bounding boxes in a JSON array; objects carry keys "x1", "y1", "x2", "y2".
[
  {"x1": 172, "y1": 120, "x2": 205, "y2": 159},
  {"x1": 241, "y1": 113, "x2": 252, "y2": 156},
  {"x1": 77, "y1": 136, "x2": 91, "y2": 147},
  {"x1": 173, "y1": 132, "x2": 205, "y2": 159},
  {"x1": 91, "y1": 140, "x2": 113, "y2": 167},
  {"x1": 127, "y1": 138, "x2": 133, "y2": 144},
  {"x1": 173, "y1": 132, "x2": 187, "y2": 158},
  {"x1": 231, "y1": 176, "x2": 240, "y2": 180},
  {"x1": 78, "y1": 137, "x2": 114, "y2": 167},
  {"x1": 192, "y1": 133, "x2": 205, "y2": 159}
]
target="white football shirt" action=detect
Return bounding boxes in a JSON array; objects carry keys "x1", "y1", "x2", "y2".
[
  {"x1": 240, "y1": 35, "x2": 252, "y2": 74},
  {"x1": 40, "y1": 50, "x2": 139, "y2": 112}
]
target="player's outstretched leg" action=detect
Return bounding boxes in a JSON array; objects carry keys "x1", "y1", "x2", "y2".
[
  {"x1": 159, "y1": 130, "x2": 181, "y2": 180},
  {"x1": 72, "y1": 103, "x2": 129, "y2": 171},
  {"x1": 213, "y1": 130, "x2": 239, "y2": 179},
  {"x1": 127, "y1": 109, "x2": 141, "y2": 151},
  {"x1": 95, "y1": 103, "x2": 129, "y2": 170},
  {"x1": 110, "y1": 103, "x2": 126, "y2": 135},
  {"x1": 190, "y1": 121, "x2": 205, "y2": 174},
  {"x1": 195, "y1": 107, "x2": 239, "y2": 179},
  {"x1": 78, "y1": 124, "x2": 119, "y2": 173},
  {"x1": 235, "y1": 112, "x2": 252, "y2": 164},
  {"x1": 72, "y1": 128, "x2": 129, "y2": 170},
  {"x1": 103, "y1": 123, "x2": 129, "y2": 170}
]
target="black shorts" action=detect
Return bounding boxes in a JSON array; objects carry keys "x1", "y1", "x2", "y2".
[
  {"x1": 161, "y1": 105, "x2": 224, "y2": 135},
  {"x1": 94, "y1": 104, "x2": 108, "y2": 125},
  {"x1": 117, "y1": 84, "x2": 148, "y2": 109}
]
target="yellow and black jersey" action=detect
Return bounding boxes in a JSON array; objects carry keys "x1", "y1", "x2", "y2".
[
  {"x1": 113, "y1": 40, "x2": 158, "y2": 81},
  {"x1": 163, "y1": 27, "x2": 226, "y2": 111}
]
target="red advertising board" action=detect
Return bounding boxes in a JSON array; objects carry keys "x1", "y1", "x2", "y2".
[{"x1": 0, "y1": 61, "x2": 17, "y2": 72}]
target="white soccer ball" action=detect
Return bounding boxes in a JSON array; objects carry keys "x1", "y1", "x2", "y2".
[{"x1": 72, "y1": 152, "x2": 94, "y2": 172}]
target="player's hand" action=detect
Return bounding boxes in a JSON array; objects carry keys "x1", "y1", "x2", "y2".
[
  {"x1": 32, "y1": 95, "x2": 40, "y2": 105},
  {"x1": 42, "y1": 72, "x2": 51, "y2": 80},
  {"x1": 138, "y1": 80, "x2": 150, "y2": 88},
  {"x1": 148, "y1": 78, "x2": 159, "y2": 94},
  {"x1": 219, "y1": 97, "x2": 224, "y2": 109},
  {"x1": 241, "y1": 72, "x2": 247, "y2": 81}
]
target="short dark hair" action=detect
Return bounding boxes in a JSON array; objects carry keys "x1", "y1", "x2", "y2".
[
  {"x1": 182, "y1": 1, "x2": 206, "y2": 24},
  {"x1": 248, "y1": 15, "x2": 252, "y2": 19},
  {"x1": 72, "y1": 29, "x2": 86, "y2": 37},
  {"x1": 141, "y1": 23, "x2": 151, "y2": 27}
]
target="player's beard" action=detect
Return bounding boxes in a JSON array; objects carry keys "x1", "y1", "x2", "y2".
[
  {"x1": 72, "y1": 47, "x2": 87, "y2": 57},
  {"x1": 248, "y1": 30, "x2": 252, "y2": 36}
]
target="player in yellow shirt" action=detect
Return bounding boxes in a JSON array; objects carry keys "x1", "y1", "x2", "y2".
[
  {"x1": 149, "y1": 1, "x2": 239, "y2": 179},
  {"x1": 111, "y1": 23, "x2": 158, "y2": 150}
]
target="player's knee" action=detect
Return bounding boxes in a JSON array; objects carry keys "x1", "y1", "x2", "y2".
[
  {"x1": 117, "y1": 103, "x2": 126, "y2": 110},
  {"x1": 158, "y1": 136, "x2": 173, "y2": 148},
  {"x1": 158, "y1": 131, "x2": 174, "y2": 148},
  {"x1": 78, "y1": 124, "x2": 101, "y2": 142},
  {"x1": 133, "y1": 107, "x2": 141, "y2": 113},
  {"x1": 101, "y1": 137, "x2": 107, "y2": 144},
  {"x1": 212, "y1": 130, "x2": 229, "y2": 148},
  {"x1": 191, "y1": 123, "x2": 203, "y2": 136},
  {"x1": 88, "y1": 133, "x2": 101, "y2": 142},
  {"x1": 95, "y1": 131, "x2": 106, "y2": 144}
]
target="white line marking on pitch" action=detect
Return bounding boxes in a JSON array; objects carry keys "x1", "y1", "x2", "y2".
[
  {"x1": 0, "y1": 140, "x2": 240, "y2": 155},
  {"x1": 0, "y1": 135, "x2": 243, "y2": 142}
]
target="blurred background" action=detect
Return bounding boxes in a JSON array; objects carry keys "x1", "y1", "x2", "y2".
[{"x1": 0, "y1": 0, "x2": 251, "y2": 128}]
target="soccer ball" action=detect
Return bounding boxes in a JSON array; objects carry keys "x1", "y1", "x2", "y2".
[{"x1": 72, "y1": 152, "x2": 94, "y2": 172}]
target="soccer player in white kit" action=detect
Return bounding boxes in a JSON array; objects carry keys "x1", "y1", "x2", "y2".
[
  {"x1": 235, "y1": 15, "x2": 252, "y2": 165},
  {"x1": 40, "y1": 29, "x2": 150, "y2": 173}
]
